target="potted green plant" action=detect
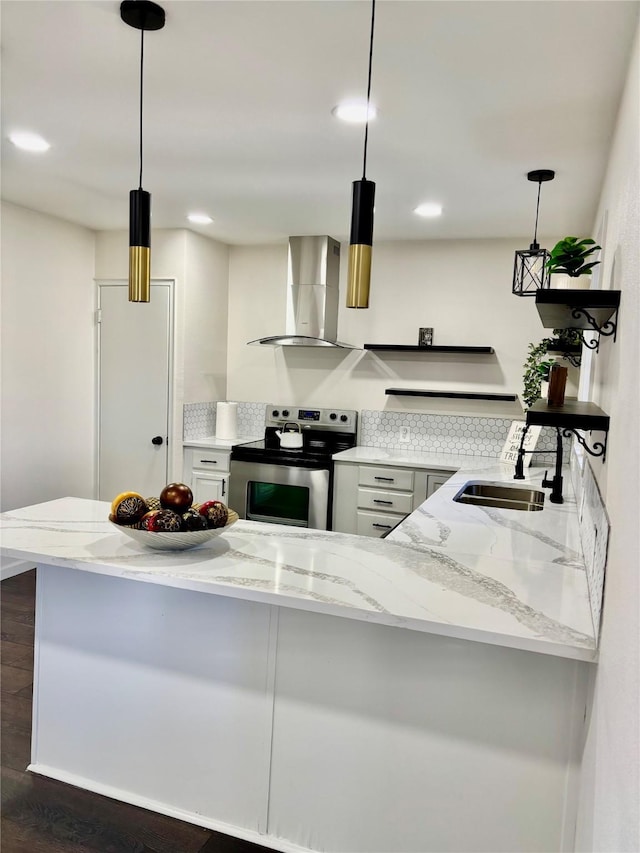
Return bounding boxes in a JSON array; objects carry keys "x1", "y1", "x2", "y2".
[
  {"x1": 546, "y1": 237, "x2": 601, "y2": 287},
  {"x1": 521, "y1": 329, "x2": 582, "y2": 408}
]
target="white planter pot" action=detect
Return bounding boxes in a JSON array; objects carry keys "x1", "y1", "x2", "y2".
[{"x1": 550, "y1": 273, "x2": 591, "y2": 290}]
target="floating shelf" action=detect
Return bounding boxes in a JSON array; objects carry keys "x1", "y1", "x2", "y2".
[
  {"x1": 526, "y1": 399, "x2": 610, "y2": 459},
  {"x1": 545, "y1": 339, "x2": 582, "y2": 367},
  {"x1": 385, "y1": 389, "x2": 517, "y2": 401},
  {"x1": 535, "y1": 290, "x2": 620, "y2": 334},
  {"x1": 526, "y1": 399, "x2": 610, "y2": 431},
  {"x1": 546, "y1": 340, "x2": 582, "y2": 354},
  {"x1": 365, "y1": 345, "x2": 494, "y2": 354}
]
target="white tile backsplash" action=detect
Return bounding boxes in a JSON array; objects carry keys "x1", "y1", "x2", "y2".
[
  {"x1": 360, "y1": 410, "x2": 568, "y2": 463},
  {"x1": 183, "y1": 402, "x2": 216, "y2": 440},
  {"x1": 574, "y1": 453, "x2": 610, "y2": 638},
  {"x1": 183, "y1": 401, "x2": 266, "y2": 440}
]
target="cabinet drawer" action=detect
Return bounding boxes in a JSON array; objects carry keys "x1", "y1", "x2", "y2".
[
  {"x1": 357, "y1": 487, "x2": 414, "y2": 514},
  {"x1": 356, "y1": 510, "x2": 407, "y2": 538},
  {"x1": 358, "y1": 466, "x2": 414, "y2": 491},
  {"x1": 189, "y1": 449, "x2": 231, "y2": 471}
]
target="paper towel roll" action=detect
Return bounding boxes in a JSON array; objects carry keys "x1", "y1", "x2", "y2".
[{"x1": 216, "y1": 401, "x2": 238, "y2": 440}]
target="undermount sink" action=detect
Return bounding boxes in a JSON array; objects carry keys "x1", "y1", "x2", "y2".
[{"x1": 453, "y1": 481, "x2": 545, "y2": 512}]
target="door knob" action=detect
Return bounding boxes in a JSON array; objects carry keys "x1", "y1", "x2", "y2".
[{"x1": 151, "y1": 436, "x2": 164, "y2": 446}]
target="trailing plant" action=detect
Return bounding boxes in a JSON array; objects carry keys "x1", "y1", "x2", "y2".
[
  {"x1": 521, "y1": 328, "x2": 582, "y2": 408},
  {"x1": 546, "y1": 236, "x2": 601, "y2": 277}
]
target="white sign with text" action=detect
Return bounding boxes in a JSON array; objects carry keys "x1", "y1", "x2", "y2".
[{"x1": 500, "y1": 421, "x2": 542, "y2": 466}]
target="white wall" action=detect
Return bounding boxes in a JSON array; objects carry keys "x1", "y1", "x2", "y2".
[
  {"x1": 95, "y1": 229, "x2": 228, "y2": 477},
  {"x1": 0, "y1": 202, "x2": 96, "y2": 511},
  {"x1": 227, "y1": 237, "x2": 561, "y2": 417},
  {"x1": 575, "y1": 20, "x2": 640, "y2": 852},
  {"x1": 183, "y1": 230, "x2": 228, "y2": 404}
]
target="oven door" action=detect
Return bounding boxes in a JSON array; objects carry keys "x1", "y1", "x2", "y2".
[{"x1": 229, "y1": 460, "x2": 330, "y2": 529}]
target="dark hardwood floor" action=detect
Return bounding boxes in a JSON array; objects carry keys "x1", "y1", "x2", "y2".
[{"x1": 1, "y1": 570, "x2": 271, "y2": 853}]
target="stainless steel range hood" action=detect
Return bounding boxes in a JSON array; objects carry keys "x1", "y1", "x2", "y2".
[{"x1": 248, "y1": 236, "x2": 355, "y2": 348}]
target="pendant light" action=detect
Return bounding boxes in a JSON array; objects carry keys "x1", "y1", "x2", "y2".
[
  {"x1": 346, "y1": 0, "x2": 376, "y2": 309},
  {"x1": 120, "y1": 1, "x2": 165, "y2": 303},
  {"x1": 512, "y1": 169, "x2": 555, "y2": 296}
]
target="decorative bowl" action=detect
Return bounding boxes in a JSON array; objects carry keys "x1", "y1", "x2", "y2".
[{"x1": 110, "y1": 510, "x2": 239, "y2": 551}]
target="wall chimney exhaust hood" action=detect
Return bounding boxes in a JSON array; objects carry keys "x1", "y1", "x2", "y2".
[{"x1": 248, "y1": 236, "x2": 356, "y2": 348}]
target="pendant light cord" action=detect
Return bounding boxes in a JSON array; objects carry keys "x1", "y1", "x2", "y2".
[
  {"x1": 532, "y1": 180, "x2": 542, "y2": 245},
  {"x1": 138, "y1": 28, "x2": 144, "y2": 189},
  {"x1": 362, "y1": 0, "x2": 376, "y2": 180}
]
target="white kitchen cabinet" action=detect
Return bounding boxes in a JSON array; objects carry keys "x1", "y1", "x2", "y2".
[
  {"x1": 333, "y1": 461, "x2": 454, "y2": 536},
  {"x1": 183, "y1": 447, "x2": 230, "y2": 504},
  {"x1": 426, "y1": 472, "x2": 454, "y2": 497}
]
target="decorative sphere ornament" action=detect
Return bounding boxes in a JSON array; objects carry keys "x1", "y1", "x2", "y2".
[{"x1": 159, "y1": 483, "x2": 193, "y2": 512}]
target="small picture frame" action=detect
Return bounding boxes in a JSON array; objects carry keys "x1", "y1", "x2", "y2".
[{"x1": 418, "y1": 327, "x2": 434, "y2": 347}]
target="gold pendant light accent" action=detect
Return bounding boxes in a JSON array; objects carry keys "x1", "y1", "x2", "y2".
[
  {"x1": 120, "y1": 1, "x2": 165, "y2": 303},
  {"x1": 346, "y1": 0, "x2": 377, "y2": 309},
  {"x1": 128, "y1": 246, "x2": 151, "y2": 302},
  {"x1": 347, "y1": 244, "x2": 372, "y2": 309}
]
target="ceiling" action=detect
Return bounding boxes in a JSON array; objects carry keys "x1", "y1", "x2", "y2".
[{"x1": 1, "y1": 0, "x2": 638, "y2": 245}]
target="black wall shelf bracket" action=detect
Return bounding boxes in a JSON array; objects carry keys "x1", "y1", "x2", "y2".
[
  {"x1": 561, "y1": 428, "x2": 607, "y2": 461},
  {"x1": 564, "y1": 352, "x2": 583, "y2": 367},
  {"x1": 572, "y1": 306, "x2": 618, "y2": 352}
]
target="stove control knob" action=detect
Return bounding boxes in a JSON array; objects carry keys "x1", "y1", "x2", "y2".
[
  {"x1": 340, "y1": 414, "x2": 348, "y2": 423},
  {"x1": 329, "y1": 412, "x2": 337, "y2": 420},
  {"x1": 272, "y1": 410, "x2": 280, "y2": 418},
  {"x1": 282, "y1": 409, "x2": 290, "y2": 418}
]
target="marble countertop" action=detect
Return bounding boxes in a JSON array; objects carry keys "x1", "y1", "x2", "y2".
[
  {"x1": 0, "y1": 447, "x2": 596, "y2": 661},
  {"x1": 183, "y1": 435, "x2": 262, "y2": 450},
  {"x1": 333, "y1": 445, "x2": 480, "y2": 471}
]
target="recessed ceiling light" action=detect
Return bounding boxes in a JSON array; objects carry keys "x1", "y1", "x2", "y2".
[
  {"x1": 332, "y1": 101, "x2": 378, "y2": 124},
  {"x1": 9, "y1": 131, "x2": 50, "y2": 152},
  {"x1": 414, "y1": 202, "x2": 443, "y2": 218},
  {"x1": 187, "y1": 213, "x2": 213, "y2": 225}
]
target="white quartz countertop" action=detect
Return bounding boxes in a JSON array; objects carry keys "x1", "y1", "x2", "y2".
[
  {"x1": 183, "y1": 435, "x2": 262, "y2": 450},
  {"x1": 1, "y1": 447, "x2": 596, "y2": 661},
  {"x1": 333, "y1": 445, "x2": 481, "y2": 471}
]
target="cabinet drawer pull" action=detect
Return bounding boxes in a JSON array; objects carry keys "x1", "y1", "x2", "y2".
[
  {"x1": 200, "y1": 459, "x2": 218, "y2": 464},
  {"x1": 372, "y1": 523, "x2": 392, "y2": 529},
  {"x1": 222, "y1": 479, "x2": 226, "y2": 497},
  {"x1": 373, "y1": 499, "x2": 393, "y2": 505},
  {"x1": 374, "y1": 476, "x2": 394, "y2": 482}
]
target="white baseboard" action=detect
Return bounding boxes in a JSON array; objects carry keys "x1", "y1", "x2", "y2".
[{"x1": 1, "y1": 557, "x2": 35, "y2": 581}]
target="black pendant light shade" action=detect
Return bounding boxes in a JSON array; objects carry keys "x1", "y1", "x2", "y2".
[
  {"x1": 512, "y1": 169, "x2": 555, "y2": 297},
  {"x1": 129, "y1": 188, "x2": 151, "y2": 302},
  {"x1": 120, "y1": 0, "x2": 165, "y2": 303},
  {"x1": 347, "y1": 0, "x2": 376, "y2": 309},
  {"x1": 347, "y1": 178, "x2": 376, "y2": 308}
]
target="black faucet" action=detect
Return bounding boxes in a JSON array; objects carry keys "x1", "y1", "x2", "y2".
[{"x1": 514, "y1": 425, "x2": 564, "y2": 504}]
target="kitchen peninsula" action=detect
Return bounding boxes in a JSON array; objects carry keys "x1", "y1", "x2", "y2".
[{"x1": 0, "y1": 455, "x2": 597, "y2": 853}]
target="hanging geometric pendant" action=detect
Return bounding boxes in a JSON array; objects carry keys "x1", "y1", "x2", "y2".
[
  {"x1": 512, "y1": 168, "x2": 555, "y2": 297},
  {"x1": 512, "y1": 247, "x2": 551, "y2": 296}
]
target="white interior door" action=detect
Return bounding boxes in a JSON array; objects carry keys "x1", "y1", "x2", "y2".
[{"x1": 97, "y1": 282, "x2": 172, "y2": 500}]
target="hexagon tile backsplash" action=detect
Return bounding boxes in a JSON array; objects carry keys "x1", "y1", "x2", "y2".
[
  {"x1": 359, "y1": 410, "x2": 567, "y2": 463},
  {"x1": 184, "y1": 402, "x2": 566, "y2": 465},
  {"x1": 183, "y1": 401, "x2": 266, "y2": 441}
]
